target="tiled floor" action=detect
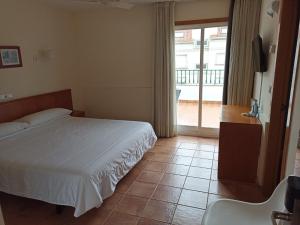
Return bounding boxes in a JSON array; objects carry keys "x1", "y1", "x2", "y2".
[
  {"x1": 0, "y1": 136, "x2": 265, "y2": 225},
  {"x1": 177, "y1": 101, "x2": 222, "y2": 128}
]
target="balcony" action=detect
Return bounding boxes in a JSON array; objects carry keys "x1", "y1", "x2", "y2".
[
  {"x1": 176, "y1": 69, "x2": 224, "y2": 86},
  {"x1": 176, "y1": 69, "x2": 224, "y2": 128}
]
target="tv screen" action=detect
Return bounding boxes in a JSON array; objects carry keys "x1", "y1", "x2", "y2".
[{"x1": 252, "y1": 35, "x2": 267, "y2": 72}]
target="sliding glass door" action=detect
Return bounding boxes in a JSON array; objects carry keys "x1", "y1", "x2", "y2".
[{"x1": 175, "y1": 24, "x2": 228, "y2": 137}]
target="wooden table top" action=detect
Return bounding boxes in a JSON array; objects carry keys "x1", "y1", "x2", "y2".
[{"x1": 220, "y1": 105, "x2": 261, "y2": 125}]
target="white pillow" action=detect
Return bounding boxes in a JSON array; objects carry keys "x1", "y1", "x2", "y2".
[
  {"x1": 17, "y1": 108, "x2": 72, "y2": 126},
  {"x1": 0, "y1": 122, "x2": 29, "y2": 139}
]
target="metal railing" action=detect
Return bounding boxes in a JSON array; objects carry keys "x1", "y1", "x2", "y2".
[{"x1": 176, "y1": 69, "x2": 224, "y2": 86}]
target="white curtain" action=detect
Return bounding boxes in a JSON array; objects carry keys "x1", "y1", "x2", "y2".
[
  {"x1": 154, "y1": 1, "x2": 177, "y2": 138},
  {"x1": 227, "y1": 0, "x2": 261, "y2": 105}
]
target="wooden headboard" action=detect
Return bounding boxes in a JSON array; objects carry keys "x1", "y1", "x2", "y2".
[{"x1": 0, "y1": 89, "x2": 73, "y2": 123}]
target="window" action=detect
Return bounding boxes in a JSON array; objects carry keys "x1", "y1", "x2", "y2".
[
  {"x1": 175, "y1": 32, "x2": 184, "y2": 38},
  {"x1": 176, "y1": 55, "x2": 188, "y2": 69},
  {"x1": 195, "y1": 40, "x2": 208, "y2": 47},
  {"x1": 196, "y1": 63, "x2": 208, "y2": 69},
  {"x1": 215, "y1": 53, "x2": 225, "y2": 65},
  {"x1": 220, "y1": 27, "x2": 227, "y2": 34}
]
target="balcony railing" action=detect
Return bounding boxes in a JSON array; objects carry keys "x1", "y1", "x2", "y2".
[{"x1": 176, "y1": 69, "x2": 224, "y2": 86}]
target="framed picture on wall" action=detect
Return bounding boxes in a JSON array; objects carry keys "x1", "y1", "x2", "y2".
[{"x1": 0, "y1": 46, "x2": 23, "y2": 69}]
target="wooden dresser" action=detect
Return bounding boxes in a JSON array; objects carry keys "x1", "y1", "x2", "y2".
[{"x1": 218, "y1": 105, "x2": 262, "y2": 183}]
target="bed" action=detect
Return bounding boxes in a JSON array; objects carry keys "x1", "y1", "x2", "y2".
[{"x1": 0, "y1": 90, "x2": 157, "y2": 217}]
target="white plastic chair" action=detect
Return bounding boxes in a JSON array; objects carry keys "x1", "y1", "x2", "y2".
[{"x1": 201, "y1": 178, "x2": 288, "y2": 225}]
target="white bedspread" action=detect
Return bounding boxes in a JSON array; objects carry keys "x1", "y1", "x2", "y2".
[{"x1": 0, "y1": 116, "x2": 157, "y2": 217}]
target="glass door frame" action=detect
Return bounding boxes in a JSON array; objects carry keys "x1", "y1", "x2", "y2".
[{"x1": 175, "y1": 22, "x2": 228, "y2": 138}]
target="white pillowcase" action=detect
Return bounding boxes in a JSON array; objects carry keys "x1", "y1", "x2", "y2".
[
  {"x1": 17, "y1": 108, "x2": 72, "y2": 126},
  {"x1": 0, "y1": 122, "x2": 29, "y2": 139}
]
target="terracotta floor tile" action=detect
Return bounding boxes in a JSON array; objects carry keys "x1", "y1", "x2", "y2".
[
  {"x1": 127, "y1": 181, "x2": 157, "y2": 198},
  {"x1": 178, "y1": 189, "x2": 208, "y2": 209},
  {"x1": 102, "y1": 192, "x2": 124, "y2": 210},
  {"x1": 176, "y1": 136, "x2": 203, "y2": 142},
  {"x1": 152, "y1": 185, "x2": 182, "y2": 203},
  {"x1": 1, "y1": 137, "x2": 271, "y2": 225},
  {"x1": 45, "y1": 206, "x2": 76, "y2": 225},
  {"x1": 142, "y1": 199, "x2": 176, "y2": 223},
  {"x1": 198, "y1": 138, "x2": 218, "y2": 145},
  {"x1": 144, "y1": 161, "x2": 168, "y2": 172},
  {"x1": 191, "y1": 158, "x2": 213, "y2": 168},
  {"x1": 209, "y1": 180, "x2": 265, "y2": 203},
  {"x1": 149, "y1": 153, "x2": 174, "y2": 163},
  {"x1": 115, "y1": 195, "x2": 148, "y2": 216},
  {"x1": 160, "y1": 174, "x2": 186, "y2": 188},
  {"x1": 176, "y1": 149, "x2": 195, "y2": 157},
  {"x1": 188, "y1": 167, "x2": 211, "y2": 179},
  {"x1": 137, "y1": 218, "x2": 169, "y2": 225},
  {"x1": 197, "y1": 144, "x2": 215, "y2": 152},
  {"x1": 172, "y1": 156, "x2": 193, "y2": 166},
  {"x1": 135, "y1": 160, "x2": 148, "y2": 170},
  {"x1": 212, "y1": 160, "x2": 218, "y2": 170},
  {"x1": 156, "y1": 139, "x2": 181, "y2": 148},
  {"x1": 3, "y1": 200, "x2": 62, "y2": 225},
  {"x1": 214, "y1": 146, "x2": 219, "y2": 153},
  {"x1": 151, "y1": 146, "x2": 177, "y2": 154},
  {"x1": 211, "y1": 169, "x2": 218, "y2": 180},
  {"x1": 184, "y1": 177, "x2": 210, "y2": 192},
  {"x1": 213, "y1": 153, "x2": 219, "y2": 160},
  {"x1": 137, "y1": 171, "x2": 164, "y2": 184},
  {"x1": 116, "y1": 176, "x2": 135, "y2": 193},
  {"x1": 209, "y1": 180, "x2": 236, "y2": 198},
  {"x1": 143, "y1": 152, "x2": 156, "y2": 160},
  {"x1": 233, "y1": 183, "x2": 265, "y2": 203},
  {"x1": 172, "y1": 205, "x2": 205, "y2": 225},
  {"x1": 207, "y1": 194, "x2": 223, "y2": 207},
  {"x1": 179, "y1": 143, "x2": 198, "y2": 150},
  {"x1": 193, "y1": 151, "x2": 214, "y2": 160},
  {"x1": 72, "y1": 207, "x2": 112, "y2": 225},
  {"x1": 127, "y1": 167, "x2": 143, "y2": 179},
  {"x1": 165, "y1": 164, "x2": 190, "y2": 176},
  {"x1": 104, "y1": 211, "x2": 139, "y2": 225}
]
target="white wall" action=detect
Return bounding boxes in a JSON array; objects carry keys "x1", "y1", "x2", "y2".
[
  {"x1": 253, "y1": 0, "x2": 280, "y2": 185},
  {"x1": 0, "y1": 0, "x2": 230, "y2": 123},
  {"x1": 74, "y1": 6, "x2": 154, "y2": 122},
  {"x1": 74, "y1": 0, "x2": 230, "y2": 123},
  {"x1": 0, "y1": 0, "x2": 83, "y2": 109},
  {"x1": 175, "y1": 0, "x2": 230, "y2": 21}
]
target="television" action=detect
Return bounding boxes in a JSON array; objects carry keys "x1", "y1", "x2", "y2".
[{"x1": 252, "y1": 35, "x2": 267, "y2": 72}]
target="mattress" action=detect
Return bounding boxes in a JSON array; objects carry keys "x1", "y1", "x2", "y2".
[{"x1": 0, "y1": 116, "x2": 157, "y2": 217}]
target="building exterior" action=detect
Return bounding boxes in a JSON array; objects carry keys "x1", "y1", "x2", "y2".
[{"x1": 175, "y1": 27, "x2": 227, "y2": 102}]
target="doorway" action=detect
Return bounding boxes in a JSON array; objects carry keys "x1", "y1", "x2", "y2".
[{"x1": 175, "y1": 24, "x2": 228, "y2": 137}]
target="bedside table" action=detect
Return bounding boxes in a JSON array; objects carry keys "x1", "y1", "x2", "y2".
[{"x1": 71, "y1": 110, "x2": 85, "y2": 117}]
